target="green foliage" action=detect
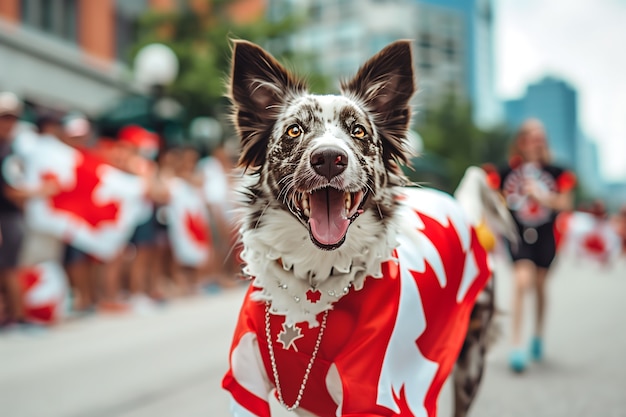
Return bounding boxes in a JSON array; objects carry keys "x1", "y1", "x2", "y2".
[
  {"x1": 415, "y1": 95, "x2": 511, "y2": 193},
  {"x1": 130, "y1": 2, "x2": 330, "y2": 123}
]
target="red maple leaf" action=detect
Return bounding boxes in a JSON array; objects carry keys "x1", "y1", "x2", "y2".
[
  {"x1": 528, "y1": 199, "x2": 540, "y2": 214},
  {"x1": 184, "y1": 210, "x2": 210, "y2": 246},
  {"x1": 583, "y1": 234, "x2": 605, "y2": 254},
  {"x1": 19, "y1": 267, "x2": 40, "y2": 292},
  {"x1": 47, "y1": 151, "x2": 120, "y2": 229},
  {"x1": 410, "y1": 212, "x2": 490, "y2": 417},
  {"x1": 306, "y1": 289, "x2": 322, "y2": 303},
  {"x1": 18, "y1": 267, "x2": 55, "y2": 323}
]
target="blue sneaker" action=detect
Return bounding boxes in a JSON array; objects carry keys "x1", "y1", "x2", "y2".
[
  {"x1": 530, "y1": 336, "x2": 543, "y2": 361},
  {"x1": 509, "y1": 349, "x2": 527, "y2": 373}
]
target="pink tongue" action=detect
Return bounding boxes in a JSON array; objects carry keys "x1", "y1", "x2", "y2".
[{"x1": 308, "y1": 188, "x2": 350, "y2": 246}]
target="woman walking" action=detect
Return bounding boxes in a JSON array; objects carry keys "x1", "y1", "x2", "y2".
[{"x1": 494, "y1": 119, "x2": 577, "y2": 372}]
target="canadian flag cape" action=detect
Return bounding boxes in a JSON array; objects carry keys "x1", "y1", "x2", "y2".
[
  {"x1": 8, "y1": 131, "x2": 147, "y2": 261},
  {"x1": 223, "y1": 188, "x2": 491, "y2": 417}
]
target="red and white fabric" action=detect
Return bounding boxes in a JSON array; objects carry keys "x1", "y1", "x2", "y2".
[
  {"x1": 558, "y1": 211, "x2": 621, "y2": 266},
  {"x1": 19, "y1": 261, "x2": 69, "y2": 325},
  {"x1": 9, "y1": 131, "x2": 148, "y2": 261},
  {"x1": 222, "y1": 188, "x2": 492, "y2": 416},
  {"x1": 166, "y1": 178, "x2": 212, "y2": 267}
]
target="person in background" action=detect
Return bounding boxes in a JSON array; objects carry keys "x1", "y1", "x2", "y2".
[
  {"x1": 494, "y1": 118, "x2": 576, "y2": 372},
  {"x1": 54, "y1": 113, "x2": 103, "y2": 313},
  {"x1": 0, "y1": 95, "x2": 58, "y2": 326},
  {"x1": 17, "y1": 112, "x2": 66, "y2": 283},
  {"x1": 116, "y1": 125, "x2": 170, "y2": 309},
  {"x1": 0, "y1": 92, "x2": 26, "y2": 327},
  {"x1": 153, "y1": 146, "x2": 179, "y2": 297},
  {"x1": 198, "y1": 139, "x2": 240, "y2": 286},
  {"x1": 612, "y1": 205, "x2": 626, "y2": 256},
  {"x1": 173, "y1": 145, "x2": 206, "y2": 294}
]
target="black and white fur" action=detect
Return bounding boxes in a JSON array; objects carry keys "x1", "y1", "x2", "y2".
[
  {"x1": 229, "y1": 40, "x2": 513, "y2": 416},
  {"x1": 231, "y1": 40, "x2": 415, "y2": 326}
]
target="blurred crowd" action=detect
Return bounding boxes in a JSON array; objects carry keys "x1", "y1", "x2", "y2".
[
  {"x1": 0, "y1": 91, "x2": 242, "y2": 329},
  {"x1": 2, "y1": 91, "x2": 626, "y2": 333}
]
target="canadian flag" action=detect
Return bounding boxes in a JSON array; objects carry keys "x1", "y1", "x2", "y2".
[
  {"x1": 19, "y1": 261, "x2": 69, "y2": 325},
  {"x1": 559, "y1": 211, "x2": 621, "y2": 266},
  {"x1": 9, "y1": 131, "x2": 148, "y2": 261},
  {"x1": 166, "y1": 178, "x2": 212, "y2": 267},
  {"x1": 222, "y1": 188, "x2": 491, "y2": 416}
]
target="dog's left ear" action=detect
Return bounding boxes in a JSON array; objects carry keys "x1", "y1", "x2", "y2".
[{"x1": 341, "y1": 40, "x2": 415, "y2": 166}]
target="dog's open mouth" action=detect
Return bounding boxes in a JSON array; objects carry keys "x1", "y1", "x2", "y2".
[{"x1": 294, "y1": 187, "x2": 365, "y2": 250}]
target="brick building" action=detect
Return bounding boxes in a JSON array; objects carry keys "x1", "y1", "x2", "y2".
[{"x1": 0, "y1": 0, "x2": 265, "y2": 117}]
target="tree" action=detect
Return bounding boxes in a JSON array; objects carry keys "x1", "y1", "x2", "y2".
[
  {"x1": 414, "y1": 95, "x2": 511, "y2": 193},
  {"x1": 131, "y1": 1, "x2": 330, "y2": 123}
]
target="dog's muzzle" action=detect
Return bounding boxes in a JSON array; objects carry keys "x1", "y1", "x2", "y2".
[{"x1": 294, "y1": 187, "x2": 365, "y2": 250}]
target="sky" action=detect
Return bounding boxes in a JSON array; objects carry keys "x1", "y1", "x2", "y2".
[{"x1": 494, "y1": 0, "x2": 626, "y2": 182}]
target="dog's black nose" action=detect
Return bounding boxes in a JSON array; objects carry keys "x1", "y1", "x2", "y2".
[{"x1": 310, "y1": 146, "x2": 348, "y2": 180}]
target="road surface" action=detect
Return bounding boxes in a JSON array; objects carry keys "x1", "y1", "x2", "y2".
[{"x1": 1, "y1": 254, "x2": 625, "y2": 417}]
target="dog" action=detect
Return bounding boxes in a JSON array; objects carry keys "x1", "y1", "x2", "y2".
[{"x1": 222, "y1": 40, "x2": 513, "y2": 417}]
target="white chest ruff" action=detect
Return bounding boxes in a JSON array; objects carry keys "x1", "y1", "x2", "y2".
[{"x1": 239, "y1": 208, "x2": 399, "y2": 327}]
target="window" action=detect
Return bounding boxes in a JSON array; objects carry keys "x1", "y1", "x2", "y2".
[
  {"x1": 115, "y1": 0, "x2": 148, "y2": 62},
  {"x1": 21, "y1": 0, "x2": 78, "y2": 43},
  {"x1": 443, "y1": 39, "x2": 456, "y2": 61}
]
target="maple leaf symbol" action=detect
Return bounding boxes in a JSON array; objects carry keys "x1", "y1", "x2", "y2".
[
  {"x1": 47, "y1": 151, "x2": 120, "y2": 229},
  {"x1": 184, "y1": 210, "x2": 210, "y2": 246},
  {"x1": 18, "y1": 267, "x2": 56, "y2": 323},
  {"x1": 277, "y1": 323, "x2": 304, "y2": 351},
  {"x1": 410, "y1": 212, "x2": 490, "y2": 416},
  {"x1": 584, "y1": 233, "x2": 605, "y2": 254},
  {"x1": 306, "y1": 289, "x2": 321, "y2": 303},
  {"x1": 391, "y1": 385, "x2": 414, "y2": 417}
]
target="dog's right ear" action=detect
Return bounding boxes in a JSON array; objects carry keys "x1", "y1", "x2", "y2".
[{"x1": 229, "y1": 40, "x2": 306, "y2": 168}]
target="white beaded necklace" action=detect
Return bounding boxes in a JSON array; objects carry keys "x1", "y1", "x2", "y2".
[{"x1": 264, "y1": 302, "x2": 329, "y2": 412}]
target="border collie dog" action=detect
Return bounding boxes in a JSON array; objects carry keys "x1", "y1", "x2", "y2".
[{"x1": 223, "y1": 40, "x2": 498, "y2": 417}]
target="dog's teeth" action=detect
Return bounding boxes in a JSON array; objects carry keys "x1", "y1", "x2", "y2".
[
  {"x1": 301, "y1": 197, "x2": 309, "y2": 210},
  {"x1": 304, "y1": 208, "x2": 310, "y2": 217},
  {"x1": 345, "y1": 192, "x2": 351, "y2": 210}
]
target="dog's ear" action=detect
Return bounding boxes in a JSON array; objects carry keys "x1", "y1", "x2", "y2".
[
  {"x1": 230, "y1": 40, "x2": 306, "y2": 168},
  {"x1": 341, "y1": 40, "x2": 415, "y2": 166}
]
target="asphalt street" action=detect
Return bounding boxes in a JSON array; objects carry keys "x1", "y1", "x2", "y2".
[{"x1": 1, "y1": 254, "x2": 625, "y2": 417}]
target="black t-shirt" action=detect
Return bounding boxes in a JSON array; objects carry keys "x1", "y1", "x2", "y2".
[
  {"x1": 496, "y1": 161, "x2": 576, "y2": 234},
  {"x1": 0, "y1": 141, "x2": 20, "y2": 213}
]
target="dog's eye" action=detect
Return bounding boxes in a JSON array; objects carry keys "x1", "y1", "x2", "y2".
[
  {"x1": 286, "y1": 124, "x2": 303, "y2": 138},
  {"x1": 351, "y1": 125, "x2": 367, "y2": 139}
]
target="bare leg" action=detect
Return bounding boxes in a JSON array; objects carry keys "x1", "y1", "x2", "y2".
[
  {"x1": 511, "y1": 260, "x2": 535, "y2": 346},
  {"x1": 66, "y1": 259, "x2": 93, "y2": 311},
  {"x1": 534, "y1": 267, "x2": 550, "y2": 338},
  {"x1": 99, "y1": 253, "x2": 127, "y2": 312},
  {"x1": 129, "y1": 245, "x2": 150, "y2": 295},
  {"x1": 2, "y1": 269, "x2": 24, "y2": 321}
]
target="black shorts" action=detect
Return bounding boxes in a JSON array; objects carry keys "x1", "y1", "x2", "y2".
[
  {"x1": 129, "y1": 214, "x2": 157, "y2": 247},
  {"x1": 508, "y1": 225, "x2": 556, "y2": 269},
  {"x1": 0, "y1": 211, "x2": 24, "y2": 269},
  {"x1": 63, "y1": 244, "x2": 89, "y2": 265}
]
